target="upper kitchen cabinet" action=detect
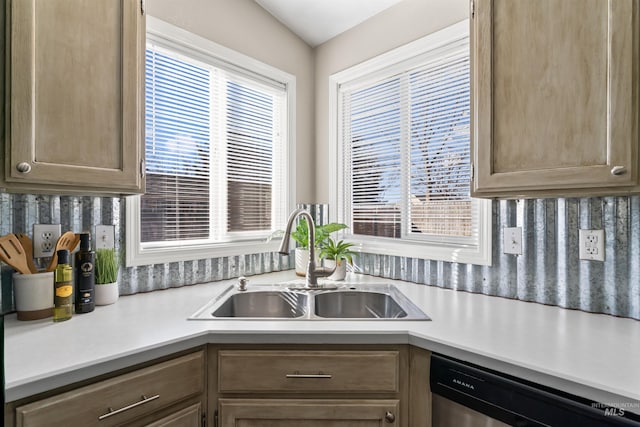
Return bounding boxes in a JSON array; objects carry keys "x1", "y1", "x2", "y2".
[
  {"x1": 471, "y1": 0, "x2": 639, "y2": 198},
  {"x1": 3, "y1": 0, "x2": 145, "y2": 195}
]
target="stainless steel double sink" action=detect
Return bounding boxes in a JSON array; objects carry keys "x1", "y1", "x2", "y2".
[{"x1": 189, "y1": 283, "x2": 431, "y2": 320}]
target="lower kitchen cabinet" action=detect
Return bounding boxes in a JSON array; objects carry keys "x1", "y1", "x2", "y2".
[
  {"x1": 210, "y1": 345, "x2": 431, "y2": 427},
  {"x1": 218, "y1": 398, "x2": 399, "y2": 426},
  {"x1": 10, "y1": 350, "x2": 205, "y2": 427},
  {"x1": 4, "y1": 345, "x2": 431, "y2": 427}
]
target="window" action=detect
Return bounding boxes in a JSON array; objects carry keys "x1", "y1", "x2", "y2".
[
  {"x1": 126, "y1": 17, "x2": 295, "y2": 266},
  {"x1": 329, "y1": 20, "x2": 491, "y2": 265}
]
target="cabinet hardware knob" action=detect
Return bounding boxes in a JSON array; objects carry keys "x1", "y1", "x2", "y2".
[
  {"x1": 385, "y1": 411, "x2": 396, "y2": 423},
  {"x1": 16, "y1": 162, "x2": 31, "y2": 173},
  {"x1": 611, "y1": 166, "x2": 627, "y2": 176}
]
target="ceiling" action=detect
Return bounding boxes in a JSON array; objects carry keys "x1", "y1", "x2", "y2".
[{"x1": 254, "y1": 0, "x2": 404, "y2": 47}]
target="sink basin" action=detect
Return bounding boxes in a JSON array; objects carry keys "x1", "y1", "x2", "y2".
[
  {"x1": 314, "y1": 291, "x2": 407, "y2": 319},
  {"x1": 189, "y1": 283, "x2": 430, "y2": 320},
  {"x1": 210, "y1": 290, "x2": 307, "y2": 318}
]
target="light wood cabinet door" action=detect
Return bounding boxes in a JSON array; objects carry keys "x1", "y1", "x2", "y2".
[
  {"x1": 5, "y1": 0, "x2": 145, "y2": 194},
  {"x1": 144, "y1": 403, "x2": 202, "y2": 427},
  {"x1": 218, "y1": 399, "x2": 400, "y2": 427},
  {"x1": 471, "y1": 0, "x2": 640, "y2": 197},
  {"x1": 15, "y1": 351, "x2": 204, "y2": 427}
]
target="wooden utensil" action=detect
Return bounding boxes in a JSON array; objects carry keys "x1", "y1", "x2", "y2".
[
  {"x1": 46, "y1": 231, "x2": 81, "y2": 272},
  {"x1": 0, "y1": 233, "x2": 32, "y2": 275},
  {"x1": 15, "y1": 233, "x2": 38, "y2": 273}
]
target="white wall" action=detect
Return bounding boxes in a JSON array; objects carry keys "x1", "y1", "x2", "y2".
[
  {"x1": 147, "y1": 0, "x2": 316, "y2": 202},
  {"x1": 313, "y1": 0, "x2": 469, "y2": 203}
]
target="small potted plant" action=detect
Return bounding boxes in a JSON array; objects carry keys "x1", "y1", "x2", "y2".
[
  {"x1": 291, "y1": 219, "x2": 347, "y2": 276},
  {"x1": 319, "y1": 238, "x2": 356, "y2": 281},
  {"x1": 95, "y1": 248, "x2": 119, "y2": 305}
]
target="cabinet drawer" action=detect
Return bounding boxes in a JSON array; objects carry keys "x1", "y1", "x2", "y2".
[
  {"x1": 16, "y1": 351, "x2": 204, "y2": 427},
  {"x1": 218, "y1": 350, "x2": 399, "y2": 393}
]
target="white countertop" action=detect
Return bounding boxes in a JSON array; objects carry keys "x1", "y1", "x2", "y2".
[{"x1": 5, "y1": 271, "x2": 640, "y2": 415}]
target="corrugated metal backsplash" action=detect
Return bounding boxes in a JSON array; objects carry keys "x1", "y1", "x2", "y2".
[
  {"x1": 0, "y1": 193, "x2": 292, "y2": 303},
  {"x1": 356, "y1": 197, "x2": 640, "y2": 320},
  {"x1": 1, "y1": 193, "x2": 638, "y2": 319}
]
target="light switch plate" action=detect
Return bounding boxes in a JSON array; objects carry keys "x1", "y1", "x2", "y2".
[
  {"x1": 503, "y1": 227, "x2": 522, "y2": 255},
  {"x1": 579, "y1": 229, "x2": 605, "y2": 261},
  {"x1": 95, "y1": 225, "x2": 115, "y2": 249}
]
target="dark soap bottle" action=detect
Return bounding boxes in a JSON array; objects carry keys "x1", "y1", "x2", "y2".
[{"x1": 75, "y1": 232, "x2": 95, "y2": 313}]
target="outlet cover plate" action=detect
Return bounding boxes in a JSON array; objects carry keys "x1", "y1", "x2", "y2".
[
  {"x1": 95, "y1": 225, "x2": 115, "y2": 249},
  {"x1": 33, "y1": 224, "x2": 62, "y2": 258},
  {"x1": 579, "y1": 229, "x2": 605, "y2": 261},
  {"x1": 503, "y1": 227, "x2": 523, "y2": 255}
]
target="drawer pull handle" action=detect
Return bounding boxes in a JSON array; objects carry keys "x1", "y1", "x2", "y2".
[
  {"x1": 286, "y1": 371, "x2": 332, "y2": 379},
  {"x1": 98, "y1": 394, "x2": 160, "y2": 420},
  {"x1": 385, "y1": 411, "x2": 396, "y2": 423}
]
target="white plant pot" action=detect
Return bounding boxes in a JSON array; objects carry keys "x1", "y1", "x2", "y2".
[
  {"x1": 294, "y1": 248, "x2": 308, "y2": 276},
  {"x1": 95, "y1": 282, "x2": 119, "y2": 306},
  {"x1": 294, "y1": 248, "x2": 321, "y2": 277},
  {"x1": 324, "y1": 259, "x2": 347, "y2": 281}
]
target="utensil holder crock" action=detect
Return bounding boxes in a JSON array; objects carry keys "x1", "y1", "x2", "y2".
[{"x1": 13, "y1": 271, "x2": 54, "y2": 320}]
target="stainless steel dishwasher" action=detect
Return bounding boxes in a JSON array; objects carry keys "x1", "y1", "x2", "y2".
[{"x1": 431, "y1": 353, "x2": 640, "y2": 427}]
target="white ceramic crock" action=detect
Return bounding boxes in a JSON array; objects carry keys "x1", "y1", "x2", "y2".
[{"x1": 13, "y1": 271, "x2": 54, "y2": 320}]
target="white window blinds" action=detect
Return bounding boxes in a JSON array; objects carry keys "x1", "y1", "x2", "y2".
[
  {"x1": 339, "y1": 35, "x2": 478, "y2": 246},
  {"x1": 407, "y1": 39, "x2": 474, "y2": 241},
  {"x1": 143, "y1": 41, "x2": 288, "y2": 245},
  {"x1": 345, "y1": 76, "x2": 403, "y2": 238},
  {"x1": 143, "y1": 47, "x2": 211, "y2": 243}
]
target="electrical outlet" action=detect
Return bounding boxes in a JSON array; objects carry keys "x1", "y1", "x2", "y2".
[
  {"x1": 95, "y1": 225, "x2": 115, "y2": 249},
  {"x1": 503, "y1": 227, "x2": 523, "y2": 255},
  {"x1": 579, "y1": 229, "x2": 605, "y2": 261},
  {"x1": 33, "y1": 224, "x2": 62, "y2": 258}
]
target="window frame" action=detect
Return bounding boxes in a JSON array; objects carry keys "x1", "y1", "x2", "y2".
[
  {"x1": 328, "y1": 20, "x2": 492, "y2": 266},
  {"x1": 125, "y1": 16, "x2": 296, "y2": 267}
]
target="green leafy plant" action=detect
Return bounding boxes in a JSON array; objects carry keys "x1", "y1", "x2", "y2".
[
  {"x1": 291, "y1": 218, "x2": 348, "y2": 249},
  {"x1": 319, "y1": 238, "x2": 356, "y2": 265},
  {"x1": 95, "y1": 248, "x2": 119, "y2": 285}
]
